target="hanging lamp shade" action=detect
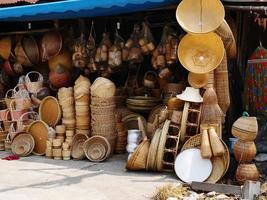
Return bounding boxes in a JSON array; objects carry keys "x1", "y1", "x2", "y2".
[
  {"x1": 178, "y1": 32, "x2": 224, "y2": 74},
  {"x1": 176, "y1": 0, "x2": 225, "y2": 34}
]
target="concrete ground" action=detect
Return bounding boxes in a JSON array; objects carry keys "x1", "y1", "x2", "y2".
[{"x1": 0, "y1": 151, "x2": 177, "y2": 200}]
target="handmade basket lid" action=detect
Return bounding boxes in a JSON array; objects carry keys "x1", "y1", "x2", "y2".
[
  {"x1": 176, "y1": 0, "x2": 225, "y2": 34},
  {"x1": 188, "y1": 72, "x2": 209, "y2": 89},
  {"x1": 178, "y1": 32, "x2": 224, "y2": 74},
  {"x1": 232, "y1": 116, "x2": 258, "y2": 141},
  {"x1": 39, "y1": 96, "x2": 61, "y2": 127},
  {"x1": 174, "y1": 148, "x2": 212, "y2": 183},
  {"x1": 11, "y1": 133, "x2": 35, "y2": 157},
  {"x1": 27, "y1": 120, "x2": 49, "y2": 155}
]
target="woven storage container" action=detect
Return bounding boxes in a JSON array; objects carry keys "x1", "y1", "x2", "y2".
[
  {"x1": 91, "y1": 96, "x2": 115, "y2": 106},
  {"x1": 232, "y1": 116, "x2": 258, "y2": 141},
  {"x1": 215, "y1": 51, "x2": 230, "y2": 114},
  {"x1": 236, "y1": 164, "x2": 259, "y2": 185},
  {"x1": 71, "y1": 133, "x2": 89, "y2": 160},
  {"x1": 234, "y1": 140, "x2": 256, "y2": 163},
  {"x1": 83, "y1": 136, "x2": 111, "y2": 162}
]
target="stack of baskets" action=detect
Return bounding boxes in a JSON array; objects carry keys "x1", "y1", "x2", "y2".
[
  {"x1": 90, "y1": 77, "x2": 117, "y2": 153},
  {"x1": 232, "y1": 114, "x2": 259, "y2": 184},
  {"x1": 115, "y1": 114, "x2": 127, "y2": 154},
  {"x1": 74, "y1": 75, "x2": 91, "y2": 133},
  {"x1": 58, "y1": 87, "x2": 76, "y2": 130}
]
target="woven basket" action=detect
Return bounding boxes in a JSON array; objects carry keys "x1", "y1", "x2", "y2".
[
  {"x1": 181, "y1": 134, "x2": 230, "y2": 182},
  {"x1": 83, "y1": 136, "x2": 111, "y2": 162},
  {"x1": 236, "y1": 164, "x2": 259, "y2": 185},
  {"x1": 71, "y1": 133, "x2": 89, "y2": 160},
  {"x1": 215, "y1": 51, "x2": 230, "y2": 114},
  {"x1": 126, "y1": 139, "x2": 150, "y2": 171},
  {"x1": 146, "y1": 128, "x2": 162, "y2": 171},
  {"x1": 11, "y1": 133, "x2": 35, "y2": 156},
  {"x1": 91, "y1": 96, "x2": 115, "y2": 106},
  {"x1": 90, "y1": 105, "x2": 115, "y2": 114},
  {"x1": 205, "y1": 71, "x2": 215, "y2": 89},
  {"x1": 214, "y1": 20, "x2": 236, "y2": 59}
]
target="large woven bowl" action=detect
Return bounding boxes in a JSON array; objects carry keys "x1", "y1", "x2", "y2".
[
  {"x1": 232, "y1": 116, "x2": 258, "y2": 141},
  {"x1": 71, "y1": 133, "x2": 89, "y2": 160},
  {"x1": 178, "y1": 32, "x2": 224, "y2": 74},
  {"x1": 39, "y1": 96, "x2": 61, "y2": 127},
  {"x1": 11, "y1": 133, "x2": 35, "y2": 157},
  {"x1": 176, "y1": 0, "x2": 225, "y2": 34},
  {"x1": 126, "y1": 139, "x2": 150, "y2": 171},
  {"x1": 83, "y1": 136, "x2": 111, "y2": 162},
  {"x1": 27, "y1": 120, "x2": 49, "y2": 155}
]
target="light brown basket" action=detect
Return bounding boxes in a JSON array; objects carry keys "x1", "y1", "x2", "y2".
[
  {"x1": 71, "y1": 133, "x2": 89, "y2": 160},
  {"x1": 11, "y1": 133, "x2": 35, "y2": 157},
  {"x1": 91, "y1": 96, "x2": 115, "y2": 106},
  {"x1": 90, "y1": 105, "x2": 115, "y2": 114},
  {"x1": 126, "y1": 139, "x2": 150, "y2": 171},
  {"x1": 215, "y1": 51, "x2": 230, "y2": 114},
  {"x1": 83, "y1": 136, "x2": 111, "y2": 162}
]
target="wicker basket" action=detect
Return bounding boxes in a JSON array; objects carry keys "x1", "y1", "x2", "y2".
[
  {"x1": 83, "y1": 136, "x2": 111, "y2": 162},
  {"x1": 90, "y1": 105, "x2": 115, "y2": 114},
  {"x1": 91, "y1": 96, "x2": 115, "y2": 107},
  {"x1": 126, "y1": 139, "x2": 150, "y2": 171},
  {"x1": 71, "y1": 133, "x2": 89, "y2": 160},
  {"x1": 215, "y1": 51, "x2": 230, "y2": 114}
]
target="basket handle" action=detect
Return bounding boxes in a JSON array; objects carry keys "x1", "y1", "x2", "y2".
[
  {"x1": 19, "y1": 111, "x2": 39, "y2": 122},
  {"x1": 25, "y1": 71, "x2": 44, "y2": 83},
  {"x1": 9, "y1": 100, "x2": 16, "y2": 111},
  {"x1": 5, "y1": 89, "x2": 14, "y2": 99},
  {"x1": 4, "y1": 110, "x2": 11, "y2": 121}
]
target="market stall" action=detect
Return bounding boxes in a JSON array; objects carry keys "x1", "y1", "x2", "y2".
[{"x1": 0, "y1": 0, "x2": 266, "y2": 192}]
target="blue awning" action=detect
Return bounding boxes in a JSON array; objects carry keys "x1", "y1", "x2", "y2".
[{"x1": 0, "y1": 0, "x2": 177, "y2": 21}]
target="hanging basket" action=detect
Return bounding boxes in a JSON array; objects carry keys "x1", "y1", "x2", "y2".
[{"x1": 25, "y1": 71, "x2": 43, "y2": 94}]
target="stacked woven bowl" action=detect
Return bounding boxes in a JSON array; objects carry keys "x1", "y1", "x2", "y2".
[
  {"x1": 74, "y1": 75, "x2": 91, "y2": 132},
  {"x1": 90, "y1": 77, "x2": 117, "y2": 153},
  {"x1": 58, "y1": 87, "x2": 76, "y2": 130}
]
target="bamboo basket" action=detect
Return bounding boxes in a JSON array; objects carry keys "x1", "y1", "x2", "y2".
[
  {"x1": 234, "y1": 140, "x2": 256, "y2": 163},
  {"x1": 91, "y1": 96, "x2": 115, "y2": 106},
  {"x1": 71, "y1": 133, "x2": 89, "y2": 160},
  {"x1": 126, "y1": 139, "x2": 150, "y2": 171},
  {"x1": 232, "y1": 116, "x2": 258, "y2": 141},
  {"x1": 215, "y1": 51, "x2": 230, "y2": 114},
  {"x1": 83, "y1": 136, "x2": 111, "y2": 162}
]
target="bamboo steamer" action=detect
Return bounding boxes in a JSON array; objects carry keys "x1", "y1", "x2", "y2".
[
  {"x1": 236, "y1": 164, "x2": 259, "y2": 185},
  {"x1": 66, "y1": 130, "x2": 74, "y2": 137},
  {"x1": 232, "y1": 116, "x2": 258, "y2": 141},
  {"x1": 56, "y1": 125, "x2": 66, "y2": 134},
  {"x1": 46, "y1": 148, "x2": 53, "y2": 158},
  {"x1": 126, "y1": 139, "x2": 150, "y2": 171},
  {"x1": 53, "y1": 148, "x2": 62, "y2": 157},
  {"x1": 52, "y1": 138, "x2": 62, "y2": 148},
  {"x1": 234, "y1": 140, "x2": 256, "y2": 163}
]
